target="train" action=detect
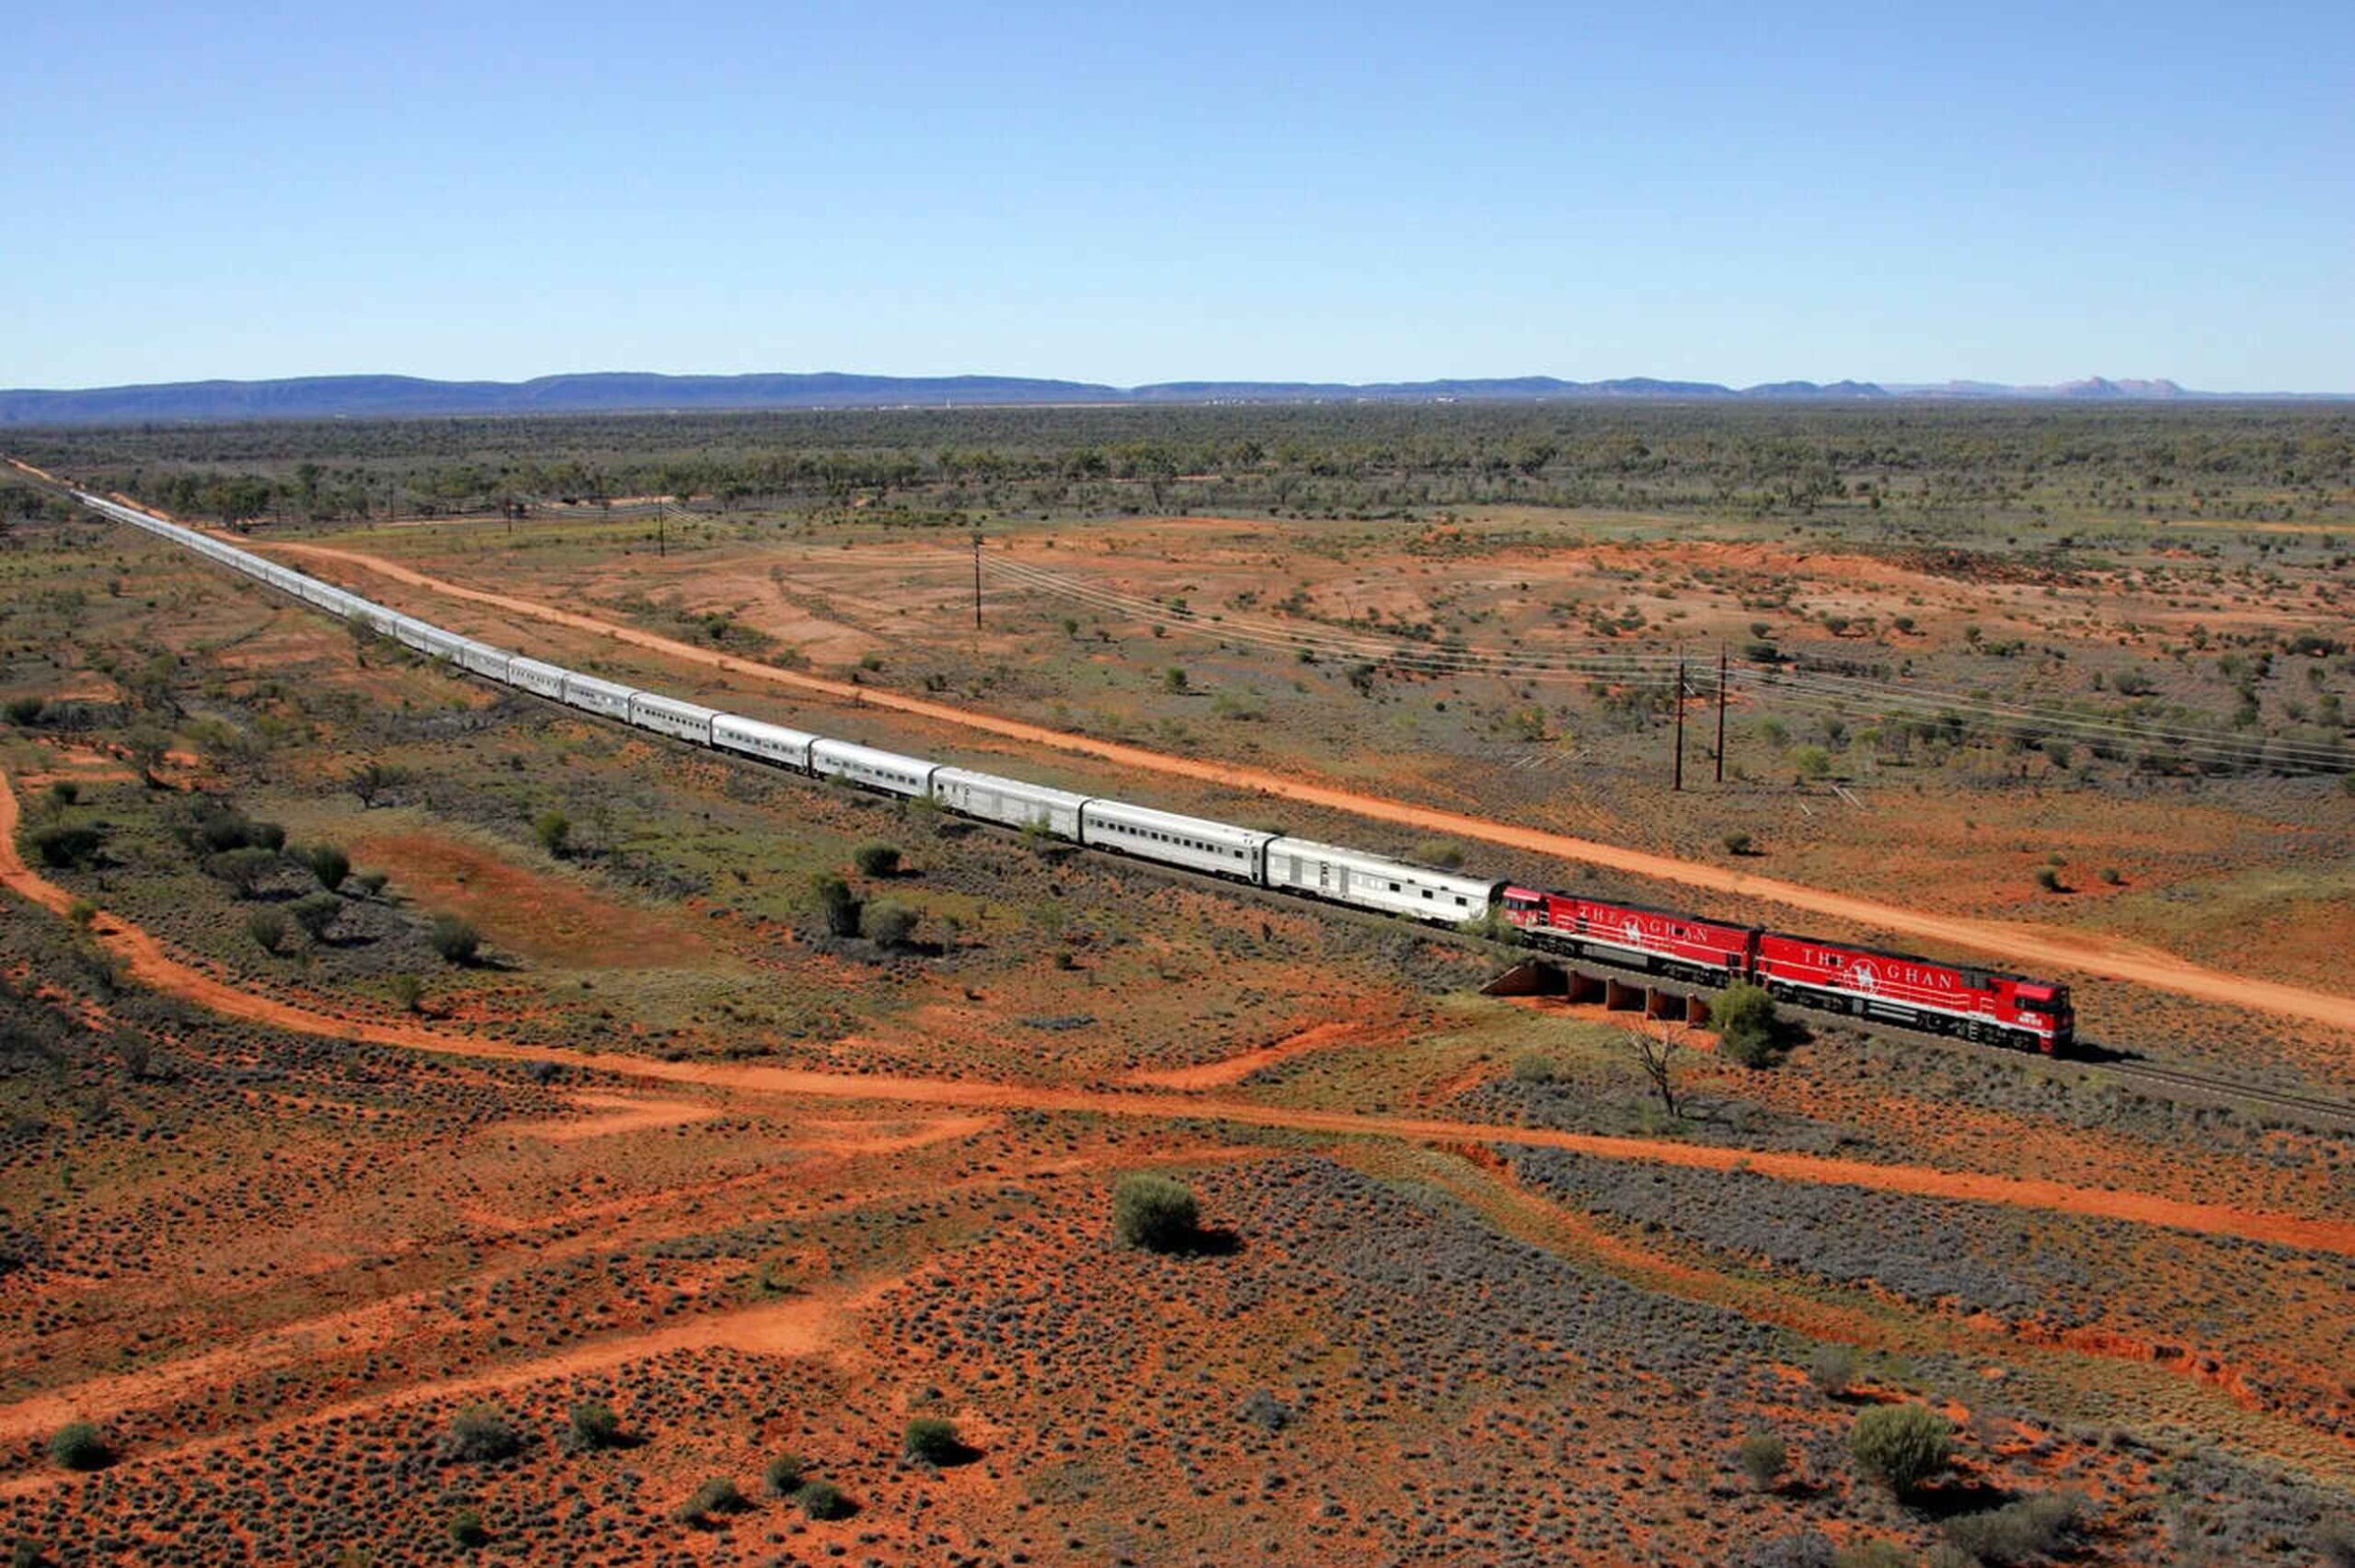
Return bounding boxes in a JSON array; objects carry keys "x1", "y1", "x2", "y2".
[{"x1": 66, "y1": 487, "x2": 2078, "y2": 1056}]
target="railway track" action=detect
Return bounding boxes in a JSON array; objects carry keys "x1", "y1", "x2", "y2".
[{"x1": 2087, "y1": 1058, "x2": 2355, "y2": 1128}]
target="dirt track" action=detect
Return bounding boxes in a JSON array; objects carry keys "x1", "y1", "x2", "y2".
[
  {"x1": 8, "y1": 768, "x2": 2351, "y2": 1259},
  {"x1": 234, "y1": 532, "x2": 2355, "y2": 1035}
]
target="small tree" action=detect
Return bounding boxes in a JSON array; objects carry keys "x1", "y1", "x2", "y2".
[
  {"x1": 811, "y1": 874, "x2": 862, "y2": 938},
  {"x1": 289, "y1": 891, "x2": 342, "y2": 942},
  {"x1": 303, "y1": 843, "x2": 350, "y2": 891},
  {"x1": 1712, "y1": 982, "x2": 1782, "y2": 1069},
  {"x1": 795, "y1": 1480, "x2": 852, "y2": 1520},
  {"x1": 29, "y1": 824, "x2": 103, "y2": 869},
  {"x1": 349, "y1": 760, "x2": 405, "y2": 808},
  {"x1": 675, "y1": 1477, "x2": 746, "y2": 1525},
  {"x1": 903, "y1": 1417, "x2": 964, "y2": 1465},
  {"x1": 439, "y1": 1405, "x2": 522, "y2": 1463},
  {"x1": 864, "y1": 899, "x2": 918, "y2": 949},
  {"x1": 207, "y1": 846, "x2": 280, "y2": 897},
  {"x1": 1738, "y1": 1431, "x2": 1789, "y2": 1492},
  {"x1": 1112, "y1": 1173, "x2": 1200, "y2": 1253},
  {"x1": 1622, "y1": 1020, "x2": 1685, "y2": 1120},
  {"x1": 852, "y1": 841, "x2": 902, "y2": 877},
  {"x1": 246, "y1": 909, "x2": 291, "y2": 955},
  {"x1": 1722, "y1": 830, "x2": 1754, "y2": 855},
  {"x1": 763, "y1": 1453, "x2": 807, "y2": 1497},
  {"x1": 45, "y1": 780, "x2": 78, "y2": 808},
  {"x1": 1789, "y1": 744, "x2": 1832, "y2": 782},
  {"x1": 566, "y1": 1400, "x2": 623, "y2": 1452},
  {"x1": 429, "y1": 915, "x2": 481, "y2": 965},
  {"x1": 1164, "y1": 666, "x2": 1189, "y2": 693},
  {"x1": 1849, "y1": 1403, "x2": 1953, "y2": 1495},
  {"x1": 46, "y1": 1422, "x2": 109, "y2": 1471},
  {"x1": 534, "y1": 809, "x2": 572, "y2": 859}
]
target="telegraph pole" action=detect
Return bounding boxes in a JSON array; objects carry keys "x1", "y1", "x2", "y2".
[
  {"x1": 656, "y1": 498, "x2": 666, "y2": 559},
  {"x1": 1715, "y1": 646, "x2": 1729, "y2": 784},
  {"x1": 1672, "y1": 652, "x2": 1686, "y2": 792},
  {"x1": 972, "y1": 530, "x2": 983, "y2": 631}
]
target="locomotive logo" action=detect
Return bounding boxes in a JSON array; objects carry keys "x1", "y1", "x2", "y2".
[
  {"x1": 1851, "y1": 961, "x2": 1880, "y2": 992},
  {"x1": 1623, "y1": 918, "x2": 1646, "y2": 945}
]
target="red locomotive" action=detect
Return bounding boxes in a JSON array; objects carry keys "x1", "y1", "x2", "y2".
[{"x1": 1499, "y1": 885, "x2": 2074, "y2": 1054}]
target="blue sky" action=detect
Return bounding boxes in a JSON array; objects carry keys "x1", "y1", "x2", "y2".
[{"x1": 6, "y1": 1, "x2": 2350, "y2": 390}]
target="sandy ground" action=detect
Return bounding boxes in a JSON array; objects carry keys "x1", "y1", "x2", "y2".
[
  {"x1": 6, "y1": 766, "x2": 2348, "y2": 1259},
  {"x1": 235, "y1": 532, "x2": 2355, "y2": 1035}
]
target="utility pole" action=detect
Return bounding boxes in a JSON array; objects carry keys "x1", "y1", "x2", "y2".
[
  {"x1": 656, "y1": 498, "x2": 666, "y2": 559},
  {"x1": 972, "y1": 530, "x2": 983, "y2": 631},
  {"x1": 1715, "y1": 645, "x2": 1728, "y2": 784},
  {"x1": 1672, "y1": 651, "x2": 1686, "y2": 792}
]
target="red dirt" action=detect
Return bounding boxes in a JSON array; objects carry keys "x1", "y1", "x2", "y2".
[
  {"x1": 502, "y1": 1091, "x2": 719, "y2": 1142},
  {"x1": 1120, "y1": 1016, "x2": 1396, "y2": 1089},
  {"x1": 8, "y1": 765, "x2": 2349, "y2": 1260},
  {"x1": 239, "y1": 532, "x2": 2355, "y2": 1034}
]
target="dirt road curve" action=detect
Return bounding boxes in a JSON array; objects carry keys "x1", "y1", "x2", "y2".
[
  {"x1": 236, "y1": 533, "x2": 2355, "y2": 1035},
  {"x1": 7, "y1": 769, "x2": 2351, "y2": 1258}
]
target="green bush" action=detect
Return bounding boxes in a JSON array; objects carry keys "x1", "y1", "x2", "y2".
[
  {"x1": 1941, "y1": 1493, "x2": 2085, "y2": 1564},
  {"x1": 246, "y1": 909, "x2": 290, "y2": 955},
  {"x1": 66, "y1": 898, "x2": 97, "y2": 930},
  {"x1": 1414, "y1": 838, "x2": 1466, "y2": 869},
  {"x1": 29, "y1": 824, "x2": 103, "y2": 869},
  {"x1": 1112, "y1": 1173, "x2": 1200, "y2": 1253},
  {"x1": 1849, "y1": 1402, "x2": 1953, "y2": 1494},
  {"x1": 289, "y1": 892, "x2": 343, "y2": 941},
  {"x1": 863, "y1": 898, "x2": 918, "y2": 948},
  {"x1": 1164, "y1": 666, "x2": 1189, "y2": 692},
  {"x1": 352, "y1": 869, "x2": 389, "y2": 898},
  {"x1": 1508, "y1": 1052, "x2": 1558, "y2": 1085},
  {"x1": 2034, "y1": 864, "x2": 2063, "y2": 893},
  {"x1": 566, "y1": 1400, "x2": 623, "y2": 1452},
  {"x1": 675, "y1": 1476, "x2": 747, "y2": 1524},
  {"x1": 447, "y1": 1508, "x2": 488, "y2": 1548},
  {"x1": 763, "y1": 1453, "x2": 806, "y2": 1497},
  {"x1": 303, "y1": 844, "x2": 350, "y2": 891},
  {"x1": 1789, "y1": 744, "x2": 1832, "y2": 781},
  {"x1": 438, "y1": 1405, "x2": 522, "y2": 1463},
  {"x1": 1712, "y1": 982, "x2": 1782, "y2": 1069},
  {"x1": 533, "y1": 809, "x2": 571, "y2": 858},
  {"x1": 903, "y1": 1416, "x2": 964, "y2": 1465},
  {"x1": 388, "y1": 973, "x2": 424, "y2": 1013},
  {"x1": 205, "y1": 846, "x2": 280, "y2": 896},
  {"x1": 1808, "y1": 1343, "x2": 1856, "y2": 1396},
  {"x1": 811, "y1": 874, "x2": 862, "y2": 937},
  {"x1": 6, "y1": 696, "x2": 44, "y2": 727},
  {"x1": 1737, "y1": 1431, "x2": 1788, "y2": 1491},
  {"x1": 795, "y1": 1480, "x2": 852, "y2": 1520},
  {"x1": 45, "y1": 1422, "x2": 109, "y2": 1471},
  {"x1": 429, "y1": 914, "x2": 481, "y2": 965},
  {"x1": 852, "y1": 841, "x2": 902, "y2": 877},
  {"x1": 44, "y1": 781, "x2": 78, "y2": 808},
  {"x1": 1721, "y1": 830, "x2": 1753, "y2": 855}
]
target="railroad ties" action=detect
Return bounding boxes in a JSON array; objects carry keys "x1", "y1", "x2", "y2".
[{"x1": 1481, "y1": 958, "x2": 1713, "y2": 1028}]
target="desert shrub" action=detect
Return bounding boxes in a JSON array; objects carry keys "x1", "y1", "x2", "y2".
[
  {"x1": 1456, "y1": 907, "x2": 1521, "y2": 944},
  {"x1": 1112, "y1": 1173, "x2": 1200, "y2": 1253},
  {"x1": 2033, "y1": 865, "x2": 2064, "y2": 893},
  {"x1": 303, "y1": 844, "x2": 350, "y2": 891},
  {"x1": 533, "y1": 809, "x2": 571, "y2": 858},
  {"x1": 1509, "y1": 1052, "x2": 1558, "y2": 1085},
  {"x1": 1722, "y1": 830, "x2": 1754, "y2": 855},
  {"x1": 439, "y1": 1406, "x2": 522, "y2": 1463},
  {"x1": 205, "y1": 846, "x2": 280, "y2": 896},
  {"x1": 852, "y1": 841, "x2": 902, "y2": 877},
  {"x1": 250, "y1": 820, "x2": 286, "y2": 851},
  {"x1": 863, "y1": 898, "x2": 918, "y2": 948},
  {"x1": 9, "y1": 1537, "x2": 50, "y2": 1568},
  {"x1": 2316, "y1": 1516, "x2": 2355, "y2": 1568},
  {"x1": 44, "y1": 781, "x2": 77, "y2": 808},
  {"x1": 811, "y1": 874, "x2": 862, "y2": 937},
  {"x1": 429, "y1": 915, "x2": 481, "y2": 965},
  {"x1": 1738, "y1": 1431, "x2": 1789, "y2": 1491},
  {"x1": 45, "y1": 1422, "x2": 109, "y2": 1471},
  {"x1": 1832, "y1": 1543, "x2": 1910, "y2": 1568},
  {"x1": 1850, "y1": 1402, "x2": 1952, "y2": 1494},
  {"x1": 2098, "y1": 866, "x2": 2121, "y2": 886},
  {"x1": 289, "y1": 892, "x2": 342, "y2": 941},
  {"x1": 566, "y1": 1400, "x2": 623, "y2": 1452},
  {"x1": 447, "y1": 1508, "x2": 488, "y2": 1548},
  {"x1": 1164, "y1": 666, "x2": 1189, "y2": 692},
  {"x1": 388, "y1": 973, "x2": 424, "y2": 1013},
  {"x1": 1789, "y1": 744, "x2": 1832, "y2": 780},
  {"x1": 1741, "y1": 1533, "x2": 1832, "y2": 1568},
  {"x1": 5, "y1": 696, "x2": 44, "y2": 727},
  {"x1": 675, "y1": 1476, "x2": 746, "y2": 1524},
  {"x1": 1713, "y1": 981, "x2": 1782, "y2": 1068},
  {"x1": 1809, "y1": 1343, "x2": 1857, "y2": 1395},
  {"x1": 1941, "y1": 1492, "x2": 2085, "y2": 1564},
  {"x1": 352, "y1": 869, "x2": 389, "y2": 898},
  {"x1": 1415, "y1": 838, "x2": 1466, "y2": 869},
  {"x1": 795, "y1": 1481, "x2": 851, "y2": 1520},
  {"x1": 763, "y1": 1453, "x2": 806, "y2": 1497},
  {"x1": 903, "y1": 1416, "x2": 963, "y2": 1465},
  {"x1": 29, "y1": 824, "x2": 103, "y2": 869},
  {"x1": 66, "y1": 899, "x2": 96, "y2": 929},
  {"x1": 246, "y1": 909, "x2": 290, "y2": 955}
]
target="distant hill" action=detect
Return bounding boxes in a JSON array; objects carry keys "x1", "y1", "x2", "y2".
[{"x1": 1, "y1": 370, "x2": 2338, "y2": 426}]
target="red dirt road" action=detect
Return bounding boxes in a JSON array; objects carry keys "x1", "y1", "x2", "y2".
[
  {"x1": 7, "y1": 768, "x2": 2352, "y2": 1259},
  {"x1": 239, "y1": 532, "x2": 2355, "y2": 1035}
]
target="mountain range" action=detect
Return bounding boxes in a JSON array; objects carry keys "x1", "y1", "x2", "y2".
[{"x1": 1, "y1": 371, "x2": 2340, "y2": 426}]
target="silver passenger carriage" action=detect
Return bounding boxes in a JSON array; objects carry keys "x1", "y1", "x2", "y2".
[
  {"x1": 558, "y1": 670, "x2": 638, "y2": 721},
  {"x1": 1264, "y1": 837, "x2": 1502, "y2": 924},
  {"x1": 712, "y1": 714, "x2": 818, "y2": 773},
  {"x1": 810, "y1": 738, "x2": 937, "y2": 797},
  {"x1": 931, "y1": 766, "x2": 1090, "y2": 840},
  {"x1": 1079, "y1": 799, "x2": 1272, "y2": 880},
  {"x1": 628, "y1": 690, "x2": 718, "y2": 745}
]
